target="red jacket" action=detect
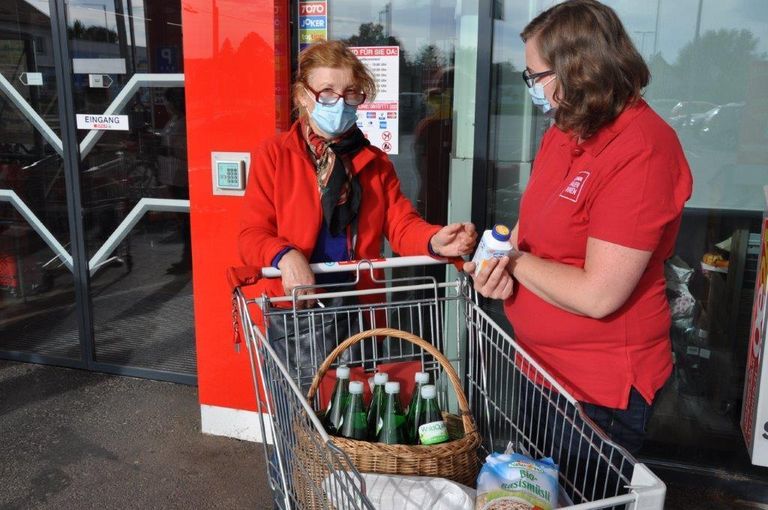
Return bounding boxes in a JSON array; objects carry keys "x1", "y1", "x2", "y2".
[{"x1": 238, "y1": 121, "x2": 440, "y2": 307}]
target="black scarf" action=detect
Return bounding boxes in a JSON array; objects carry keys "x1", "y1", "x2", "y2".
[{"x1": 304, "y1": 121, "x2": 369, "y2": 236}]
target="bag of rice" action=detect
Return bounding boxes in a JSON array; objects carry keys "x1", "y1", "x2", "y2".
[{"x1": 475, "y1": 453, "x2": 559, "y2": 510}]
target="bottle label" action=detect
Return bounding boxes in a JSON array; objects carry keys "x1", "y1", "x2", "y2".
[
  {"x1": 418, "y1": 421, "x2": 449, "y2": 445},
  {"x1": 471, "y1": 233, "x2": 512, "y2": 276}
]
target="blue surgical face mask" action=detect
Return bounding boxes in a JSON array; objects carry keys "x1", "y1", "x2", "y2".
[
  {"x1": 527, "y1": 75, "x2": 556, "y2": 115},
  {"x1": 307, "y1": 90, "x2": 359, "y2": 137}
]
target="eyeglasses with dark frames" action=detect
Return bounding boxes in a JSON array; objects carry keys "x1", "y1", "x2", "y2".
[
  {"x1": 304, "y1": 84, "x2": 366, "y2": 106},
  {"x1": 522, "y1": 68, "x2": 555, "y2": 88}
]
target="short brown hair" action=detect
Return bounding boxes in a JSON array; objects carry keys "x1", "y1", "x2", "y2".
[
  {"x1": 293, "y1": 40, "x2": 377, "y2": 114},
  {"x1": 521, "y1": 0, "x2": 649, "y2": 139}
]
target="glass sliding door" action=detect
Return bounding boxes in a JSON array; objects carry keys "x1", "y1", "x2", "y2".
[
  {"x1": 0, "y1": 0, "x2": 194, "y2": 382},
  {"x1": 63, "y1": 0, "x2": 195, "y2": 379},
  {"x1": 0, "y1": 1, "x2": 80, "y2": 361}
]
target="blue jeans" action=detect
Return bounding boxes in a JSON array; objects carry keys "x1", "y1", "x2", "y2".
[
  {"x1": 516, "y1": 382, "x2": 656, "y2": 505},
  {"x1": 581, "y1": 387, "x2": 656, "y2": 456}
]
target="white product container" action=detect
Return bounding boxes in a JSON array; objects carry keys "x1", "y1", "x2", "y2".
[{"x1": 471, "y1": 224, "x2": 514, "y2": 276}]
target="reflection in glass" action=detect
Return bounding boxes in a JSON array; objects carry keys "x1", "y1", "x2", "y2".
[
  {"x1": 0, "y1": 2, "x2": 61, "y2": 137},
  {"x1": 330, "y1": 0, "x2": 458, "y2": 226},
  {"x1": 646, "y1": 26, "x2": 768, "y2": 211},
  {"x1": 326, "y1": 1, "x2": 459, "y2": 291},
  {"x1": 0, "y1": 2, "x2": 78, "y2": 359},
  {"x1": 617, "y1": 0, "x2": 768, "y2": 473}
]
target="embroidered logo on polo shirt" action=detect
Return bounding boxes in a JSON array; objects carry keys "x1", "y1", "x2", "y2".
[{"x1": 559, "y1": 171, "x2": 591, "y2": 203}]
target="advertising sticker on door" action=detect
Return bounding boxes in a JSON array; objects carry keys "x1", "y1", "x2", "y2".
[
  {"x1": 349, "y1": 46, "x2": 400, "y2": 155},
  {"x1": 742, "y1": 204, "x2": 768, "y2": 467}
]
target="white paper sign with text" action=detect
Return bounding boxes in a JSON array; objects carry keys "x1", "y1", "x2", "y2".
[
  {"x1": 350, "y1": 46, "x2": 400, "y2": 155},
  {"x1": 76, "y1": 114, "x2": 129, "y2": 131}
]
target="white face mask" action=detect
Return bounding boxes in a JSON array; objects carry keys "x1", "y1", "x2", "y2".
[
  {"x1": 305, "y1": 89, "x2": 358, "y2": 137},
  {"x1": 527, "y1": 75, "x2": 556, "y2": 114}
]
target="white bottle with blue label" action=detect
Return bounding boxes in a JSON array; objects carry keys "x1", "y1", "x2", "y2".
[{"x1": 471, "y1": 224, "x2": 514, "y2": 277}]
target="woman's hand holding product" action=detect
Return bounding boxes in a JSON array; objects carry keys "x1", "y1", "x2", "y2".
[{"x1": 464, "y1": 257, "x2": 515, "y2": 300}]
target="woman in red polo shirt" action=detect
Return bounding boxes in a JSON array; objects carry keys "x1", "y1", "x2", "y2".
[{"x1": 466, "y1": 0, "x2": 692, "y2": 454}]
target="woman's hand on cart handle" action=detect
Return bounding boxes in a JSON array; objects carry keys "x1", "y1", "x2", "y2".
[
  {"x1": 277, "y1": 250, "x2": 316, "y2": 308},
  {"x1": 430, "y1": 222, "x2": 477, "y2": 257},
  {"x1": 464, "y1": 257, "x2": 515, "y2": 300}
]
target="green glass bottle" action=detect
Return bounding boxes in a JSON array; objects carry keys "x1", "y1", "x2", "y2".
[
  {"x1": 414, "y1": 385, "x2": 449, "y2": 445},
  {"x1": 340, "y1": 381, "x2": 368, "y2": 440},
  {"x1": 405, "y1": 371, "x2": 430, "y2": 444},
  {"x1": 323, "y1": 365, "x2": 350, "y2": 435},
  {"x1": 375, "y1": 381, "x2": 406, "y2": 444},
  {"x1": 366, "y1": 372, "x2": 389, "y2": 438}
]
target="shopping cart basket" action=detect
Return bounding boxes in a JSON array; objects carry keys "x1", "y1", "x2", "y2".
[{"x1": 232, "y1": 257, "x2": 666, "y2": 509}]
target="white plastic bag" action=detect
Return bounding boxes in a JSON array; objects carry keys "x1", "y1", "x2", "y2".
[
  {"x1": 665, "y1": 256, "x2": 695, "y2": 321},
  {"x1": 322, "y1": 472, "x2": 476, "y2": 510}
]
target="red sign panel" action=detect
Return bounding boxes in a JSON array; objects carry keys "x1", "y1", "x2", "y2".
[{"x1": 299, "y1": 1, "x2": 326, "y2": 16}]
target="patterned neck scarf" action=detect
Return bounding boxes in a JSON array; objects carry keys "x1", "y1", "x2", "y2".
[{"x1": 301, "y1": 117, "x2": 368, "y2": 236}]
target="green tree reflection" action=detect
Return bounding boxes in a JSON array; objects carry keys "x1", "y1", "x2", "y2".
[{"x1": 649, "y1": 28, "x2": 765, "y2": 105}]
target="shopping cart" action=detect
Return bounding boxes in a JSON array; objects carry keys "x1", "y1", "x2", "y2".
[{"x1": 233, "y1": 257, "x2": 666, "y2": 509}]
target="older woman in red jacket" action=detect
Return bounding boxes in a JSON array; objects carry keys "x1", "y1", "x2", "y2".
[{"x1": 239, "y1": 40, "x2": 475, "y2": 310}]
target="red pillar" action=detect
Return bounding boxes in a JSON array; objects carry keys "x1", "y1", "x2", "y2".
[{"x1": 181, "y1": 0, "x2": 291, "y2": 436}]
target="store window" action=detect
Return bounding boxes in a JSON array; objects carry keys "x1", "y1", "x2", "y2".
[
  {"x1": 327, "y1": 0, "x2": 461, "y2": 228},
  {"x1": 486, "y1": 0, "x2": 768, "y2": 471},
  {"x1": 323, "y1": 0, "x2": 480, "y2": 295}
]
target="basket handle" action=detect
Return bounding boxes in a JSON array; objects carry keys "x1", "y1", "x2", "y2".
[{"x1": 306, "y1": 327, "x2": 477, "y2": 436}]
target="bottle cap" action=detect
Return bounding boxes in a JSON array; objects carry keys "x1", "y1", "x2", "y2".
[
  {"x1": 336, "y1": 366, "x2": 350, "y2": 379},
  {"x1": 414, "y1": 372, "x2": 429, "y2": 384},
  {"x1": 349, "y1": 381, "x2": 364, "y2": 394},
  {"x1": 374, "y1": 372, "x2": 389, "y2": 385},
  {"x1": 384, "y1": 381, "x2": 401, "y2": 394},
  {"x1": 420, "y1": 384, "x2": 437, "y2": 399},
  {"x1": 491, "y1": 224, "x2": 511, "y2": 242}
]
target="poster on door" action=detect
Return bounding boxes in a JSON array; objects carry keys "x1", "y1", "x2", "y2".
[
  {"x1": 299, "y1": 1, "x2": 327, "y2": 51},
  {"x1": 349, "y1": 46, "x2": 400, "y2": 155},
  {"x1": 742, "y1": 192, "x2": 768, "y2": 467}
]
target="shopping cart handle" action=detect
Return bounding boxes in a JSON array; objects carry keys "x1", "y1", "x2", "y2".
[{"x1": 260, "y1": 255, "x2": 459, "y2": 278}]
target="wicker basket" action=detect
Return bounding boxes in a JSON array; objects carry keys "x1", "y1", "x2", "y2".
[{"x1": 293, "y1": 328, "x2": 481, "y2": 508}]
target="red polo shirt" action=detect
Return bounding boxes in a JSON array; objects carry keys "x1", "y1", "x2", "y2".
[{"x1": 505, "y1": 99, "x2": 693, "y2": 409}]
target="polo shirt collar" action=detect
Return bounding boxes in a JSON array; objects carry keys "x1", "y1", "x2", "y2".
[
  {"x1": 559, "y1": 98, "x2": 649, "y2": 157},
  {"x1": 282, "y1": 120, "x2": 376, "y2": 174}
]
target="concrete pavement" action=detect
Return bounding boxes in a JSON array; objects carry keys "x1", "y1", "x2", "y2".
[{"x1": 0, "y1": 360, "x2": 270, "y2": 509}]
